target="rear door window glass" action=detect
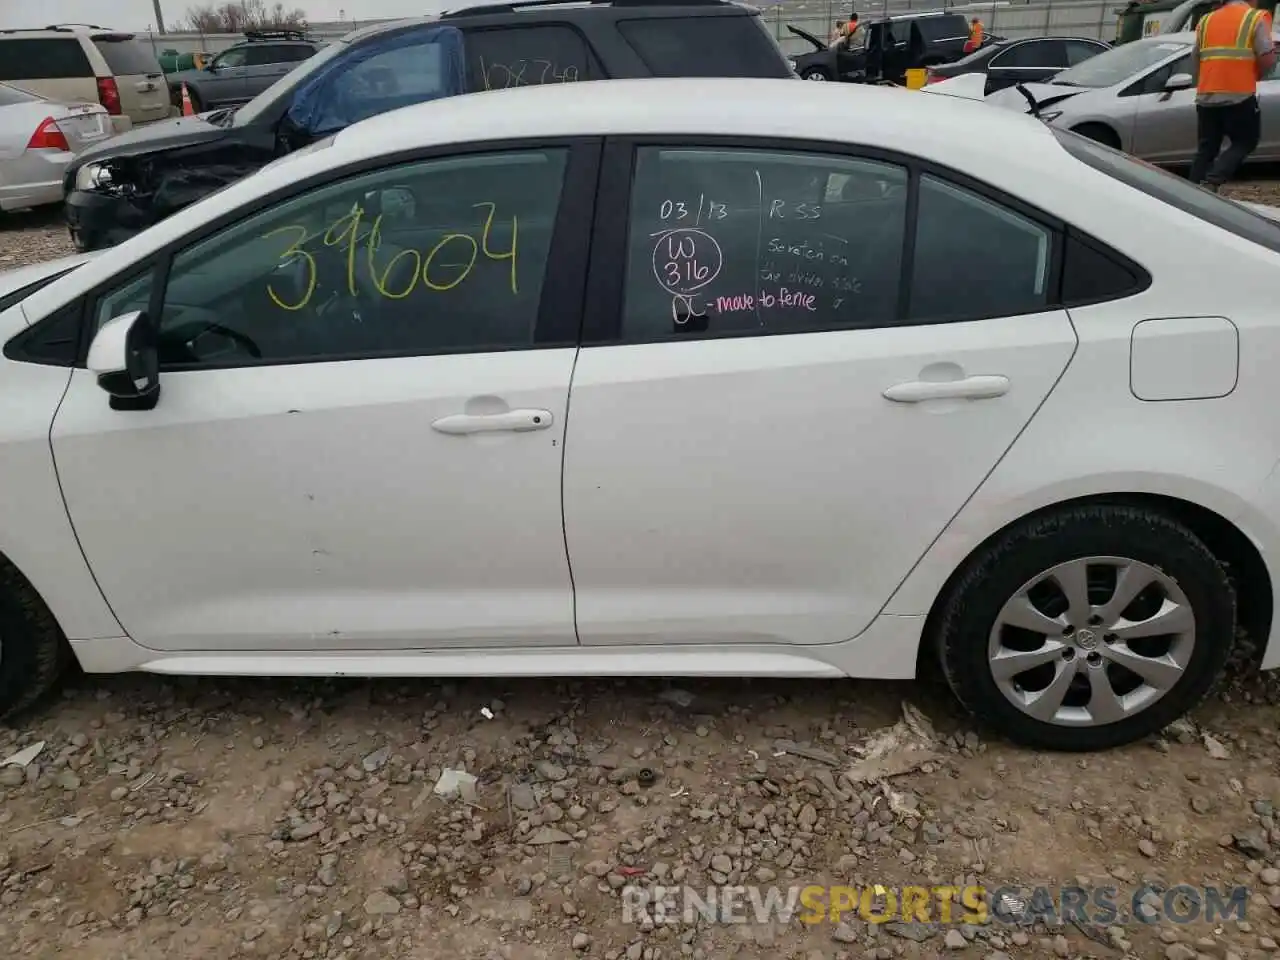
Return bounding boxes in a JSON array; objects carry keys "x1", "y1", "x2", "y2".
[
  {"x1": 464, "y1": 25, "x2": 600, "y2": 90},
  {"x1": 278, "y1": 45, "x2": 316, "y2": 62},
  {"x1": 0, "y1": 38, "x2": 92, "y2": 80},
  {"x1": 91, "y1": 37, "x2": 162, "y2": 75},
  {"x1": 244, "y1": 44, "x2": 287, "y2": 66},
  {"x1": 1064, "y1": 39, "x2": 1106, "y2": 65},
  {"x1": 915, "y1": 15, "x2": 968, "y2": 40},
  {"x1": 994, "y1": 39, "x2": 1066, "y2": 68},
  {"x1": 620, "y1": 146, "x2": 908, "y2": 341},
  {"x1": 617, "y1": 16, "x2": 793, "y2": 77},
  {"x1": 908, "y1": 174, "x2": 1051, "y2": 322}
]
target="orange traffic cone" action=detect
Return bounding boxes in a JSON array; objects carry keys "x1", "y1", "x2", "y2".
[{"x1": 180, "y1": 82, "x2": 194, "y2": 116}]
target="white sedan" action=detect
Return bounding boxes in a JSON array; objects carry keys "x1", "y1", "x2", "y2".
[{"x1": 2, "y1": 77, "x2": 1278, "y2": 752}]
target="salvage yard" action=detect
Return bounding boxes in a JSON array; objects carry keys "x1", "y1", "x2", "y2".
[{"x1": 5, "y1": 176, "x2": 1280, "y2": 960}]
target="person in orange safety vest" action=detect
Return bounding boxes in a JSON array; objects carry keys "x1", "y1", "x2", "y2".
[
  {"x1": 1189, "y1": 0, "x2": 1276, "y2": 190},
  {"x1": 963, "y1": 18, "x2": 984, "y2": 53}
]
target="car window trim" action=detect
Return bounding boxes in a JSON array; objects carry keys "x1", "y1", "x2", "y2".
[
  {"x1": 59, "y1": 135, "x2": 602, "y2": 372},
  {"x1": 582, "y1": 134, "x2": 1085, "y2": 347}
]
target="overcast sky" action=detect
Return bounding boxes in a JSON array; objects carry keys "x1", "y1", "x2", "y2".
[{"x1": 6, "y1": 0, "x2": 442, "y2": 31}]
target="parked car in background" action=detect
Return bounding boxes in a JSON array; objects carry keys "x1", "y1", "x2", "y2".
[
  {"x1": 0, "y1": 25, "x2": 170, "y2": 134},
  {"x1": 63, "y1": 0, "x2": 794, "y2": 252},
  {"x1": 986, "y1": 31, "x2": 1280, "y2": 166},
  {"x1": 925, "y1": 36, "x2": 1110, "y2": 94},
  {"x1": 0, "y1": 81, "x2": 112, "y2": 212},
  {"x1": 788, "y1": 11, "x2": 987, "y2": 82},
  {"x1": 12, "y1": 78, "x2": 1280, "y2": 751},
  {"x1": 157, "y1": 49, "x2": 212, "y2": 74},
  {"x1": 166, "y1": 30, "x2": 321, "y2": 113}
]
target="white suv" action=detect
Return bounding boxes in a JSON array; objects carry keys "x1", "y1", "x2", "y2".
[{"x1": 0, "y1": 24, "x2": 172, "y2": 133}]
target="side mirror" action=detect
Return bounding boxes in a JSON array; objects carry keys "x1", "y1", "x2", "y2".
[
  {"x1": 87, "y1": 310, "x2": 160, "y2": 411},
  {"x1": 1165, "y1": 72, "x2": 1194, "y2": 91}
]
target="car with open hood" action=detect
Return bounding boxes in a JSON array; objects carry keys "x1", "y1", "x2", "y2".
[
  {"x1": 62, "y1": 0, "x2": 794, "y2": 252},
  {"x1": 787, "y1": 11, "x2": 987, "y2": 83},
  {"x1": 985, "y1": 30, "x2": 1280, "y2": 165}
]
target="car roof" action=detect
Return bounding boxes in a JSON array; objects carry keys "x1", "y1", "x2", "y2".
[
  {"x1": 337, "y1": 0, "x2": 759, "y2": 41},
  {"x1": 330, "y1": 76, "x2": 1058, "y2": 172}
]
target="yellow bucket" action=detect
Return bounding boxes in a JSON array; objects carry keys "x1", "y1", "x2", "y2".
[{"x1": 905, "y1": 68, "x2": 928, "y2": 90}]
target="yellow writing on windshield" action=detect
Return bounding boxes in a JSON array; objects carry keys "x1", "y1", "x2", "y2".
[{"x1": 262, "y1": 199, "x2": 520, "y2": 312}]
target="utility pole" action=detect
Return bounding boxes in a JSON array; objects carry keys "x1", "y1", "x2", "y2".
[{"x1": 151, "y1": 0, "x2": 167, "y2": 33}]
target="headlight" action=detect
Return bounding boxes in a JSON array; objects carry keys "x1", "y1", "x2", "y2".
[
  {"x1": 74, "y1": 162, "x2": 111, "y2": 191},
  {"x1": 1038, "y1": 111, "x2": 1064, "y2": 123}
]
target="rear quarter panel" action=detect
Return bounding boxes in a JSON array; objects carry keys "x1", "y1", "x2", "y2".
[{"x1": 883, "y1": 146, "x2": 1280, "y2": 670}]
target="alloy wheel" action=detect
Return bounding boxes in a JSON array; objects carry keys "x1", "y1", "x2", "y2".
[{"x1": 987, "y1": 556, "x2": 1195, "y2": 727}]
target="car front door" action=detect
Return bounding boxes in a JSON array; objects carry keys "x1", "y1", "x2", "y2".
[
  {"x1": 563, "y1": 140, "x2": 1077, "y2": 648},
  {"x1": 242, "y1": 43, "x2": 296, "y2": 99},
  {"x1": 1127, "y1": 53, "x2": 1198, "y2": 162},
  {"x1": 1255, "y1": 63, "x2": 1280, "y2": 159},
  {"x1": 49, "y1": 139, "x2": 598, "y2": 653},
  {"x1": 201, "y1": 46, "x2": 249, "y2": 106}
]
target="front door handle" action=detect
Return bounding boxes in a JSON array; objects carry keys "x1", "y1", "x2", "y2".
[
  {"x1": 882, "y1": 375, "x2": 1010, "y2": 403},
  {"x1": 431, "y1": 409, "x2": 554, "y2": 435}
]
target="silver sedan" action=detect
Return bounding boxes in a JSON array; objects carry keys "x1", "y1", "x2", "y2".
[
  {"x1": 0, "y1": 81, "x2": 113, "y2": 213},
  {"x1": 985, "y1": 32, "x2": 1280, "y2": 166}
]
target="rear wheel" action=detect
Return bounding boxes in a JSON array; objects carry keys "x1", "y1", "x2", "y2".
[
  {"x1": 936, "y1": 504, "x2": 1236, "y2": 751},
  {"x1": 0, "y1": 557, "x2": 70, "y2": 720},
  {"x1": 1070, "y1": 122, "x2": 1121, "y2": 150},
  {"x1": 802, "y1": 67, "x2": 830, "y2": 81}
]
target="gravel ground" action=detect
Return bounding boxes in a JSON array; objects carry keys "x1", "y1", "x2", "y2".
[{"x1": 6, "y1": 181, "x2": 1280, "y2": 960}]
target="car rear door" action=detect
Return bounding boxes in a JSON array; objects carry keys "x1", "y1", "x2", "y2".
[
  {"x1": 562, "y1": 138, "x2": 1076, "y2": 649},
  {"x1": 90, "y1": 34, "x2": 169, "y2": 126},
  {"x1": 242, "y1": 43, "x2": 297, "y2": 98}
]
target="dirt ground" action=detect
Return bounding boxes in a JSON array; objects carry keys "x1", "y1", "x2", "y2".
[{"x1": 5, "y1": 181, "x2": 1280, "y2": 960}]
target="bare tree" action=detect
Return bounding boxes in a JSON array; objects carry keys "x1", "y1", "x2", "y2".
[{"x1": 183, "y1": 0, "x2": 307, "y2": 32}]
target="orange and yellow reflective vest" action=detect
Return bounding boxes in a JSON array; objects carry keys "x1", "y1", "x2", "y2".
[{"x1": 1197, "y1": 3, "x2": 1266, "y2": 95}]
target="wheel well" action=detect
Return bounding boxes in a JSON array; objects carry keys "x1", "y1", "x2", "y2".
[
  {"x1": 1070, "y1": 122, "x2": 1121, "y2": 149},
  {"x1": 916, "y1": 492, "x2": 1274, "y2": 675}
]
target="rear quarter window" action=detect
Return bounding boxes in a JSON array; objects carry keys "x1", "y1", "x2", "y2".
[
  {"x1": 91, "y1": 36, "x2": 163, "y2": 76},
  {"x1": 464, "y1": 25, "x2": 602, "y2": 90},
  {"x1": 617, "y1": 15, "x2": 793, "y2": 78},
  {"x1": 0, "y1": 38, "x2": 93, "y2": 81},
  {"x1": 915, "y1": 15, "x2": 969, "y2": 40}
]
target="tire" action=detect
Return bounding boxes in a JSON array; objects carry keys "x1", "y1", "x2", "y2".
[
  {"x1": 936, "y1": 504, "x2": 1236, "y2": 751},
  {"x1": 1070, "y1": 122, "x2": 1121, "y2": 150},
  {"x1": 0, "y1": 556, "x2": 70, "y2": 720},
  {"x1": 802, "y1": 68, "x2": 829, "y2": 81}
]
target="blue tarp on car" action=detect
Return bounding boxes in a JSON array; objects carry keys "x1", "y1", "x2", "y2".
[{"x1": 285, "y1": 24, "x2": 467, "y2": 137}]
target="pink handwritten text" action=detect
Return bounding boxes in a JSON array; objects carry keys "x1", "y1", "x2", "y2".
[{"x1": 714, "y1": 287, "x2": 817, "y2": 314}]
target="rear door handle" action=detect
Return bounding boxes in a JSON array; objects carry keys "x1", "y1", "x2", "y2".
[
  {"x1": 431, "y1": 409, "x2": 554, "y2": 435},
  {"x1": 883, "y1": 375, "x2": 1010, "y2": 403}
]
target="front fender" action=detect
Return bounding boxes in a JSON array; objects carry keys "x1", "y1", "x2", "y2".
[{"x1": 0, "y1": 308, "x2": 124, "y2": 641}]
